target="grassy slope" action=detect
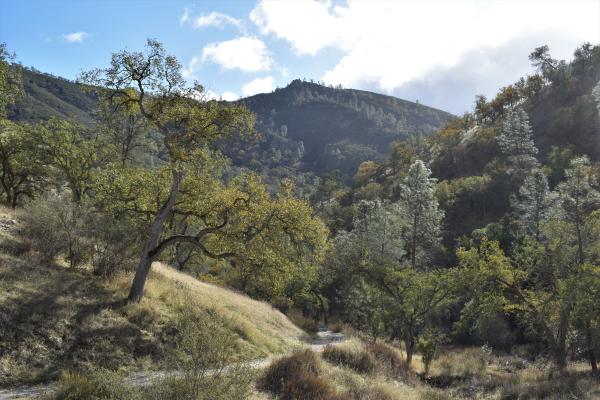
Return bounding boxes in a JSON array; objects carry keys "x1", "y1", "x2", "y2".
[{"x1": 0, "y1": 207, "x2": 305, "y2": 387}]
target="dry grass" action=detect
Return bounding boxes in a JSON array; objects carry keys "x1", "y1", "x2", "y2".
[
  {"x1": 116, "y1": 262, "x2": 306, "y2": 358},
  {"x1": 0, "y1": 206, "x2": 305, "y2": 386}
]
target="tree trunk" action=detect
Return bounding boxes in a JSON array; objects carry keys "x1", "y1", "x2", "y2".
[
  {"x1": 127, "y1": 170, "x2": 183, "y2": 303},
  {"x1": 411, "y1": 215, "x2": 417, "y2": 269},
  {"x1": 314, "y1": 292, "x2": 328, "y2": 326},
  {"x1": 555, "y1": 304, "x2": 571, "y2": 371},
  {"x1": 586, "y1": 322, "x2": 598, "y2": 375},
  {"x1": 405, "y1": 328, "x2": 414, "y2": 366},
  {"x1": 576, "y1": 221, "x2": 584, "y2": 265}
]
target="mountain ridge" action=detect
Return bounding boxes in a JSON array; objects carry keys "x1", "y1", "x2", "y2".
[{"x1": 7, "y1": 68, "x2": 454, "y2": 179}]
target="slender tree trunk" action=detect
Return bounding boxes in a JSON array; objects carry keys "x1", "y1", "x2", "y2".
[
  {"x1": 313, "y1": 291, "x2": 328, "y2": 326},
  {"x1": 405, "y1": 327, "x2": 414, "y2": 366},
  {"x1": 10, "y1": 190, "x2": 17, "y2": 208},
  {"x1": 586, "y1": 322, "x2": 598, "y2": 375},
  {"x1": 128, "y1": 170, "x2": 183, "y2": 303},
  {"x1": 576, "y1": 221, "x2": 584, "y2": 265},
  {"x1": 411, "y1": 215, "x2": 417, "y2": 269},
  {"x1": 555, "y1": 305, "x2": 571, "y2": 371}
]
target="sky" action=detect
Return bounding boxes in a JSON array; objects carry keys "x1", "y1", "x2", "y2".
[{"x1": 1, "y1": 0, "x2": 599, "y2": 114}]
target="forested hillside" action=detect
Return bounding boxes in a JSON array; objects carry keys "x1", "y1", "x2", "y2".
[
  {"x1": 231, "y1": 80, "x2": 452, "y2": 179},
  {"x1": 6, "y1": 68, "x2": 452, "y2": 186}
]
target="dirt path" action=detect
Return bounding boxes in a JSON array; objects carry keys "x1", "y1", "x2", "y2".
[{"x1": 0, "y1": 330, "x2": 346, "y2": 399}]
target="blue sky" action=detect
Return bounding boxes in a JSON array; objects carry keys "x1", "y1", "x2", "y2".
[{"x1": 1, "y1": 0, "x2": 599, "y2": 114}]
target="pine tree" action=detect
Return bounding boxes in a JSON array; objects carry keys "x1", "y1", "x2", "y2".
[
  {"x1": 554, "y1": 156, "x2": 600, "y2": 264},
  {"x1": 351, "y1": 199, "x2": 405, "y2": 265},
  {"x1": 497, "y1": 107, "x2": 539, "y2": 176},
  {"x1": 399, "y1": 160, "x2": 443, "y2": 269},
  {"x1": 511, "y1": 169, "x2": 553, "y2": 240},
  {"x1": 593, "y1": 79, "x2": 600, "y2": 117}
]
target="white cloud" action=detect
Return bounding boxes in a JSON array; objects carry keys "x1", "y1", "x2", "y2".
[
  {"x1": 179, "y1": 8, "x2": 190, "y2": 25},
  {"x1": 250, "y1": 0, "x2": 600, "y2": 104},
  {"x1": 194, "y1": 12, "x2": 241, "y2": 29},
  {"x1": 242, "y1": 76, "x2": 274, "y2": 96},
  {"x1": 62, "y1": 31, "x2": 87, "y2": 44},
  {"x1": 183, "y1": 56, "x2": 201, "y2": 79},
  {"x1": 221, "y1": 91, "x2": 239, "y2": 101},
  {"x1": 202, "y1": 37, "x2": 273, "y2": 72}
]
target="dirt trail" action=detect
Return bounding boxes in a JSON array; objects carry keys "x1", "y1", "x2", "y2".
[{"x1": 0, "y1": 330, "x2": 346, "y2": 399}]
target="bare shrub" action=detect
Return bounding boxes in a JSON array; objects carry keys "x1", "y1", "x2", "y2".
[
  {"x1": 322, "y1": 344, "x2": 376, "y2": 374},
  {"x1": 21, "y1": 192, "x2": 90, "y2": 267},
  {"x1": 365, "y1": 341, "x2": 409, "y2": 378},
  {"x1": 42, "y1": 369, "x2": 141, "y2": 400},
  {"x1": 259, "y1": 349, "x2": 341, "y2": 400},
  {"x1": 145, "y1": 309, "x2": 254, "y2": 400}
]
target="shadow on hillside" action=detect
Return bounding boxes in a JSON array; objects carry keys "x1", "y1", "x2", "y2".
[{"x1": 0, "y1": 258, "x2": 162, "y2": 386}]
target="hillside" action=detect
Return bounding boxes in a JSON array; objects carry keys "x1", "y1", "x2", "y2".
[
  {"x1": 231, "y1": 80, "x2": 453, "y2": 178},
  {"x1": 0, "y1": 206, "x2": 305, "y2": 386},
  {"x1": 6, "y1": 68, "x2": 97, "y2": 124},
  {"x1": 6, "y1": 69, "x2": 453, "y2": 181}
]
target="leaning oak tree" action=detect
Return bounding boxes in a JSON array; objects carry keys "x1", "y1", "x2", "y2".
[{"x1": 79, "y1": 39, "x2": 254, "y2": 302}]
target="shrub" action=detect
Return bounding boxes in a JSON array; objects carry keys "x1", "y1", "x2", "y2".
[
  {"x1": 44, "y1": 369, "x2": 141, "y2": 400},
  {"x1": 145, "y1": 309, "x2": 254, "y2": 400},
  {"x1": 365, "y1": 341, "x2": 408, "y2": 378},
  {"x1": 322, "y1": 345, "x2": 376, "y2": 374},
  {"x1": 416, "y1": 336, "x2": 438, "y2": 375},
  {"x1": 21, "y1": 192, "x2": 89, "y2": 266},
  {"x1": 260, "y1": 350, "x2": 340, "y2": 400},
  {"x1": 87, "y1": 213, "x2": 139, "y2": 277},
  {"x1": 20, "y1": 192, "x2": 139, "y2": 275},
  {"x1": 499, "y1": 370, "x2": 589, "y2": 400}
]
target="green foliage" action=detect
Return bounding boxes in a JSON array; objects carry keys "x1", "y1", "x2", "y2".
[
  {"x1": 416, "y1": 335, "x2": 439, "y2": 375},
  {"x1": 0, "y1": 43, "x2": 23, "y2": 117},
  {"x1": 36, "y1": 118, "x2": 117, "y2": 202},
  {"x1": 497, "y1": 107, "x2": 539, "y2": 176},
  {"x1": 0, "y1": 120, "x2": 45, "y2": 207},
  {"x1": 399, "y1": 160, "x2": 444, "y2": 269}
]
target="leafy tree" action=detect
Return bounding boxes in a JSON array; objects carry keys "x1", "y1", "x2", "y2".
[
  {"x1": 36, "y1": 118, "x2": 116, "y2": 203},
  {"x1": 459, "y1": 238, "x2": 575, "y2": 369},
  {"x1": 0, "y1": 120, "x2": 44, "y2": 207},
  {"x1": 572, "y1": 262, "x2": 600, "y2": 375},
  {"x1": 497, "y1": 107, "x2": 539, "y2": 177},
  {"x1": 351, "y1": 200, "x2": 405, "y2": 265},
  {"x1": 376, "y1": 267, "x2": 454, "y2": 366},
  {"x1": 95, "y1": 97, "x2": 151, "y2": 165},
  {"x1": 353, "y1": 160, "x2": 378, "y2": 187},
  {"x1": 399, "y1": 160, "x2": 443, "y2": 269},
  {"x1": 511, "y1": 169, "x2": 553, "y2": 240},
  {"x1": 0, "y1": 43, "x2": 23, "y2": 117},
  {"x1": 94, "y1": 157, "x2": 328, "y2": 302},
  {"x1": 80, "y1": 39, "x2": 254, "y2": 302}
]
